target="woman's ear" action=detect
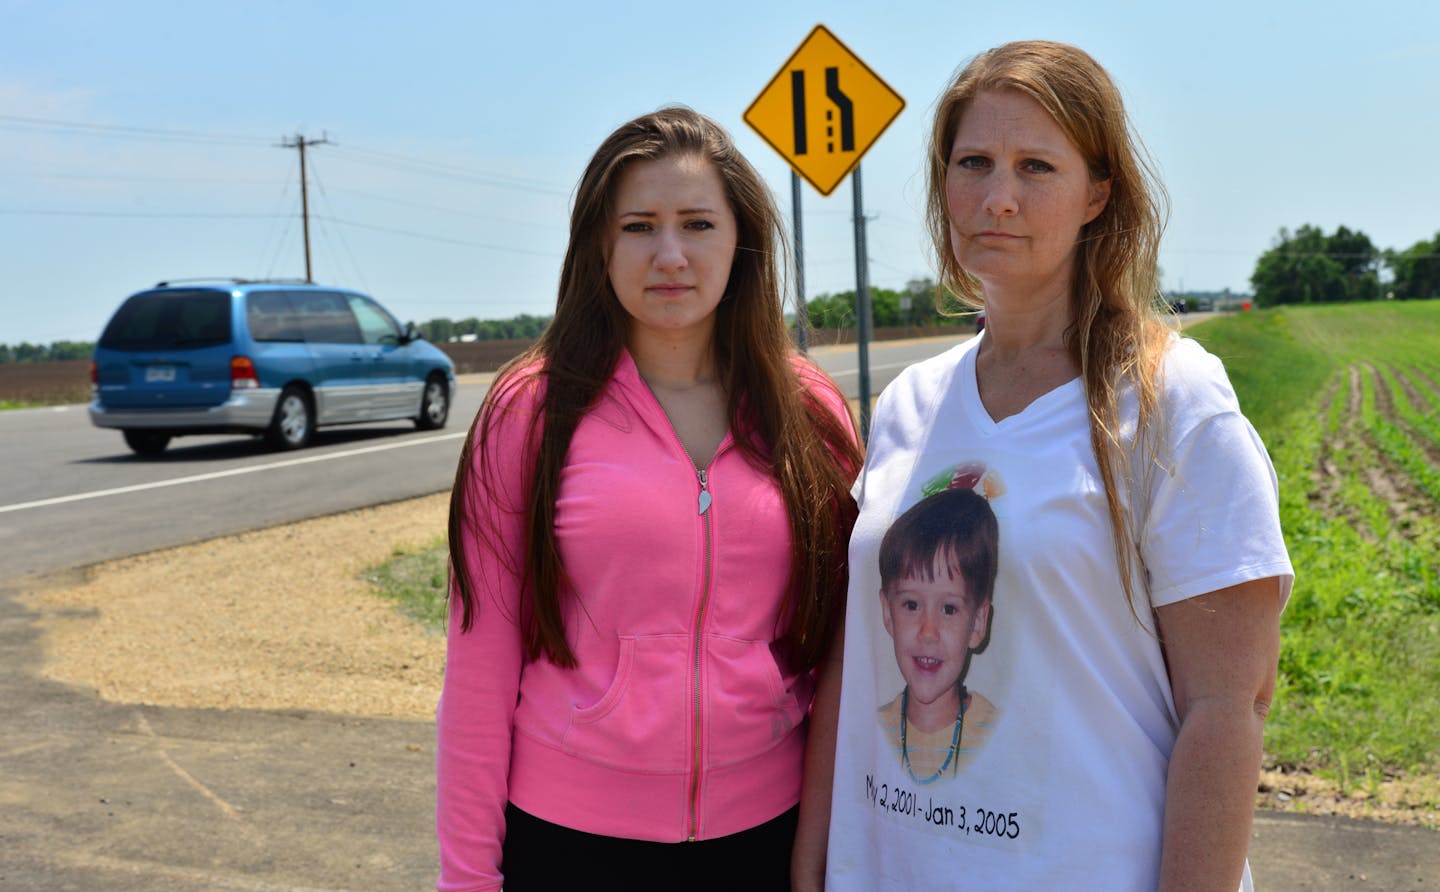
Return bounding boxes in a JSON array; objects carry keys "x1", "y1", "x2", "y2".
[{"x1": 1084, "y1": 178, "x2": 1112, "y2": 225}]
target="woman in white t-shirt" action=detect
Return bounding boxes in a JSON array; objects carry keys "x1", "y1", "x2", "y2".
[{"x1": 792, "y1": 41, "x2": 1293, "y2": 892}]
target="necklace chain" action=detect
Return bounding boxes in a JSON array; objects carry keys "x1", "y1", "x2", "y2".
[{"x1": 900, "y1": 684, "x2": 967, "y2": 785}]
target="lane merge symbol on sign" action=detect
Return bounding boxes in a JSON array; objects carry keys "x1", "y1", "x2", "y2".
[{"x1": 745, "y1": 25, "x2": 904, "y2": 196}]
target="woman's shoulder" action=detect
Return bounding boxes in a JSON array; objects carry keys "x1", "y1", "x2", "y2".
[
  {"x1": 1122, "y1": 333, "x2": 1250, "y2": 462},
  {"x1": 900, "y1": 335, "x2": 977, "y2": 385},
  {"x1": 789, "y1": 352, "x2": 850, "y2": 415},
  {"x1": 476, "y1": 359, "x2": 550, "y2": 449},
  {"x1": 1155, "y1": 333, "x2": 1243, "y2": 423},
  {"x1": 486, "y1": 358, "x2": 548, "y2": 410},
  {"x1": 1159, "y1": 333, "x2": 1228, "y2": 383},
  {"x1": 874, "y1": 335, "x2": 977, "y2": 417},
  {"x1": 789, "y1": 351, "x2": 837, "y2": 388}
]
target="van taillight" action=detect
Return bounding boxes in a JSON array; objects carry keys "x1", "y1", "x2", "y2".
[
  {"x1": 231, "y1": 356, "x2": 259, "y2": 389},
  {"x1": 89, "y1": 361, "x2": 98, "y2": 386}
]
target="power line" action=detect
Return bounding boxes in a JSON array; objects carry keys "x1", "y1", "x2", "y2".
[
  {"x1": 257, "y1": 163, "x2": 299, "y2": 281},
  {"x1": 313, "y1": 215, "x2": 558, "y2": 257},
  {"x1": 0, "y1": 114, "x2": 270, "y2": 145},
  {"x1": 0, "y1": 209, "x2": 287, "y2": 219},
  {"x1": 325, "y1": 144, "x2": 569, "y2": 195},
  {"x1": 0, "y1": 170, "x2": 282, "y2": 186},
  {"x1": 307, "y1": 156, "x2": 370, "y2": 294},
  {"x1": 323, "y1": 185, "x2": 563, "y2": 230},
  {"x1": 1, "y1": 113, "x2": 567, "y2": 195}
]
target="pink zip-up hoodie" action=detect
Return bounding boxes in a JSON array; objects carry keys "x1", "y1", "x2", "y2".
[{"x1": 436, "y1": 350, "x2": 854, "y2": 891}]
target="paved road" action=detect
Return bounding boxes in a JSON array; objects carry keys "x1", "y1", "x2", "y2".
[
  {"x1": 0, "y1": 335, "x2": 967, "y2": 582},
  {"x1": 0, "y1": 398, "x2": 481, "y2": 582}
]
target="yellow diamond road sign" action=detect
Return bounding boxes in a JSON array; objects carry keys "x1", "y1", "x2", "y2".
[{"x1": 744, "y1": 25, "x2": 904, "y2": 196}]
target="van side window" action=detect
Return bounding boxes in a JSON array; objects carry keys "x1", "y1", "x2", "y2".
[
  {"x1": 174, "y1": 299, "x2": 232, "y2": 347},
  {"x1": 290, "y1": 291, "x2": 362, "y2": 344},
  {"x1": 347, "y1": 295, "x2": 403, "y2": 346},
  {"x1": 246, "y1": 292, "x2": 305, "y2": 342}
]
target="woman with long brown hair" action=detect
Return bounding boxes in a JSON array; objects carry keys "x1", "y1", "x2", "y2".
[
  {"x1": 795, "y1": 42, "x2": 1292, "y2": 891},
  {"x1": 436, "y1": 106, "x2": 861, "y2": 891}
]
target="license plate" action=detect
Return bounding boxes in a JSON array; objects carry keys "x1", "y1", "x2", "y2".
[{"x1": 145, "y1": 365, "x2": 176, "y2": 383}]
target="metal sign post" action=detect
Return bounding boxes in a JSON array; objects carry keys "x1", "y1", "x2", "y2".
[
  {"x1": 792, "y1": 170, "x2": 808, "y2": 353},
  {"x1": 852, "y1": 164, "x2": 873, "y2": 439}
]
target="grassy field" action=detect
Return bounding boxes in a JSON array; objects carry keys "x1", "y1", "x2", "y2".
[
  {"x1": 369, "y1": 302, "x2": 1440, "y2": 821},
  {"x1": 1187, "y1": 302, "x2": 1440, "y2": 803}
]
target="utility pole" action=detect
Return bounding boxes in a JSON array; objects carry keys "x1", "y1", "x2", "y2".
[{"x1": 278, "y1": 133, "x2": 331, "y2": 282}]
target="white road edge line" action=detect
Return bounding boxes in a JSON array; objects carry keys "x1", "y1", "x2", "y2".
[
  {"x1": 827, "y1": 360, "x2": 921, "y2": 376},
  {"x1": 0, "y1": 432, "x2": 467, "y2": 515}
]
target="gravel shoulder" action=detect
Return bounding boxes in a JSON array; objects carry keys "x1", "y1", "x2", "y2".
[{"x1": 21, "y1": 493, "x2": 449, "y2": 721}]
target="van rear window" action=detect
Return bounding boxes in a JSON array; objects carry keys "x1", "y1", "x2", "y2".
[{"x1": 99, "y1": 292, "x2": 232, "y2": 350}]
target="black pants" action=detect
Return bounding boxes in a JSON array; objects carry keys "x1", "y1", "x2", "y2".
[{"x1": 501, "y1": 802, "x2": 798, "y2": 891}]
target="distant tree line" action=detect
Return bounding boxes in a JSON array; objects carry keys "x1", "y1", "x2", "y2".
[
  {"x1": 1251, "y1": 225, "x2": 1440, "y2": 306},
  {"x1": 1387, "y1": 232, "x2": 1440, "y2": 301},
  {"x1": 418, "y1": 313, "x2": 551, "y2": 343},
  {"x1": 0, "y1": 341, "x2": 94, "y2": 364},
  {"x1": 806, "y1": 277, "x2": 978, "y2": 331}
]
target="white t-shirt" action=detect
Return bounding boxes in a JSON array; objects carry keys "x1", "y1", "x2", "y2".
[{"x1": 825, "y1": 334, "x2": 1294, "y2": 891}]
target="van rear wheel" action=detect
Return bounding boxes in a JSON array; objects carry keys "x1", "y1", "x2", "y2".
[
  {"x1": 122, "y1": 429, "x2": 171, "y2": 456},
  {"x1": 265, "y1": 386, "x2": 314, "y2": 450}
]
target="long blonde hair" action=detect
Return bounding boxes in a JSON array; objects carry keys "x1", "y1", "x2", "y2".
[
  {"x1": 449, "y1": 107, "x2": 862, "y2": 670},
  {"x1": 925, "y1": 41, "x2": 1170, "y2": 613}
]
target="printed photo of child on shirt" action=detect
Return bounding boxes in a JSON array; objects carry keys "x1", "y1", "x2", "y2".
[{"x1": 876, "y1": 474, "x2": 1001, "y2": 785}]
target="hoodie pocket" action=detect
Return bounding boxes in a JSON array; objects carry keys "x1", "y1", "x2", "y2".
[
  {"x1": 705, "y1": 636, "x2": 805, "y2": 766},
  {"x1": 564, "y1": 634, "x2": 691, "y2": 772}
]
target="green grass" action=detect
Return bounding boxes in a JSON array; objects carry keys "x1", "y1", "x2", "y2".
[
  {"x1": 363, "y1": 537, "x2": 449, "y2": 634},
  {"x1": 1187, "y1": 301, "x2": 1440, "y2": 786}
]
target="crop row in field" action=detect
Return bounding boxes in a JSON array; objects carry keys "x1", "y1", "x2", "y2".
[{"x1": 1187, "y1": 301, "x2": 1440, "y2": 810}]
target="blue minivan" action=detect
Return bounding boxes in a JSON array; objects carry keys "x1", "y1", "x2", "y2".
[{"x1": 89, "y1": 279, "x2": 456, "y2": 456}]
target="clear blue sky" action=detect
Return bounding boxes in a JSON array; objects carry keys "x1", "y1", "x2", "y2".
[{"x1": 4, "y1": 0, "x2": 1438, "y2": 345}]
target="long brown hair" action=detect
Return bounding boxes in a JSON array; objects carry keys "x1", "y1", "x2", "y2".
[
  {"x1": 449, "y1": 106, "x2": 862, "y2": 670},
  {"x1": 925, "y1": 41, "x2": 1170, "y2": 613}
]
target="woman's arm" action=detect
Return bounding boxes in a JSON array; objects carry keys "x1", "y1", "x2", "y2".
[
  {"x1": 790, "y1": 353, "x2": 861, "y2": 891},
  {"x1": 792, "y1": 617, "x2": 845, "y2": 892},
  {"x1": 1155, "y1": 576, "x2": 1283, "y2": 892},
  {"x1": 436, "y1": 383, "x2": 540, "y2": 892},
  {"x1": 436, "y1": 585, "x2": 523, "y2": 892}
]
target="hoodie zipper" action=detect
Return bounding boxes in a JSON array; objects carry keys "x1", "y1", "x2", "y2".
[
  {"x1": 634, "y1": 374, "x2": 728, "y2": 842},
  {"x1": 689, "y1": 464, "x2": 713, "y2": 841}
]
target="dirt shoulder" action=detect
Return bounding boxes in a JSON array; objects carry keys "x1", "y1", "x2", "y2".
[
  {"x1": 21, "y1": 494, "x2": 449, "y2": 721},
  {"x1": 19, "y1": 492, "x2": 1439, "y2": 830}
]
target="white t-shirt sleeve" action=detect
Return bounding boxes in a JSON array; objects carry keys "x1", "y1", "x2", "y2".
[{"x1": 1141, "y1": 410, "x2": 1294, "y2": 608}]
